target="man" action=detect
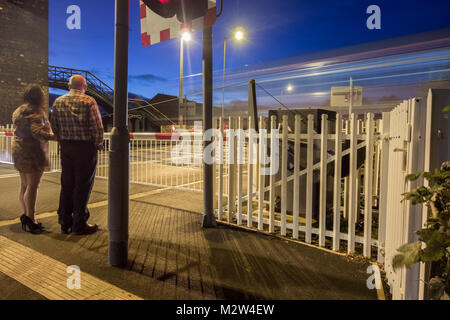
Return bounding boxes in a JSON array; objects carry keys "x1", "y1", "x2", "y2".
[{"x1": 51, "y1": 74, "x2": 104, "y2": 235}]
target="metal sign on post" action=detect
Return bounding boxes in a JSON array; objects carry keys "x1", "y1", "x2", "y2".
[
  {"x1": 330, "y1": 84, "x2": 363, "y2": 110},
  {"x1": 140, "y1": 0, "x2": 219, "y2": 228},
  {"x1": 140, "y1": 0, "x2": 216, "y2": 47}
]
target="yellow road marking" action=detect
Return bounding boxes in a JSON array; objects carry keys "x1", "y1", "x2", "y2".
[
  {"x1": 0, "y1": 236, "x2": 142, "y2": 300},
  {"x1": 373, "y1": 263, "x2": 386, "y2": 300}
]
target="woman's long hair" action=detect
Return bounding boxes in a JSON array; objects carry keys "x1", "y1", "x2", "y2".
[{"x1": 23, "y1": 85, "x2": 45, "y2": 113}]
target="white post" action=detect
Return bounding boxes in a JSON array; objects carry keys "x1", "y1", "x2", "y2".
[
  {"x1": 247, "y1": 116, "x2": 254, "y2": 228},
  {"x1": 333, "y1": 114, "x2": 342, "y2": 251},
  {"x1": 237, "y1": 117, "x2": 243, "y2": 225},
  {"x1": 305, "y1": 114, "x2": 314, "y2": 243},
  {"x1": 258, "y1": 116, "x2": 265, "y2": 231},
  {"x1": 363, "y1": 113, "x2": 374, "y2": 257},
  {"x1": 349, "y1": 77, "x2": 353, "y2": 116},
  {"x1": 212, "y1": 116, "x2": 217, "y2": 210},
  {"x1": 293, "y1": 115, "x2": 301, "y2": 239},
  {"x1": 227, "y1": 117, "x2": 235, "y2": 222},
  {"x1": 269, "y1": 116, "x2": 276, "y2": 233},
  {"x1": 348, "y1": 113, "x2": 357, "y2": 253},
  {"x1": 319, "y1": 114, "x2": 328, "y2": 247},
  {"x1": 280, "y1": 115, "x2": 288, "y2": 236}
]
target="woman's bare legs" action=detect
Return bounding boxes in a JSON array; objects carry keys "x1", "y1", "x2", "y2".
[
  {"x1": 24, "y1": 170, "x2": 44, "y2": 222},
  {"x1": 19, "y1": 172, "x2": 27, "y2": 215}
]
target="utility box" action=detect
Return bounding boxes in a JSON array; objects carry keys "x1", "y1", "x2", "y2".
[{"x1": 331, "y1": 86, "x2": 363, "y2": 107}]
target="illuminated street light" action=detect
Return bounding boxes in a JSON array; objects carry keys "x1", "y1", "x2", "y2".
[
  {"x1": 280, "y1": 84, "x2": 293, "y2": 107},
  {"x1": 179, "y1": 31, "x2": 192, "y2": 125},
  {"x1": 223, "y1": 27, "x2": 246, "y2": 118},
  {"x1": 181, "y1": 31, "x2": 191, "y2": 42},
  {"x1": 234, "y1": 30, "x2": 244, "y2": 41}
]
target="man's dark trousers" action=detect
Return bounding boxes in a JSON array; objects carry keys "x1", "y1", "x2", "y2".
[{"x1": 58, "y1": 140, "x2": 98, "y2": 233}]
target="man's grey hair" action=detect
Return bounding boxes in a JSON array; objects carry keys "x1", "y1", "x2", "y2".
[{"x1": 68, "y1": 74, "x2": 87, "y2": 90}]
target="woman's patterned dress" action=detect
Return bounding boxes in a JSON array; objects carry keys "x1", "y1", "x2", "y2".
[{"x1": 11, "y1": 104, "x2": 55, "y2": 173}]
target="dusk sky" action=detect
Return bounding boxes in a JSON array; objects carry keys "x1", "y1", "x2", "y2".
[{"x1": 49, "y1": 0, "x2": 450, "y2": 100}]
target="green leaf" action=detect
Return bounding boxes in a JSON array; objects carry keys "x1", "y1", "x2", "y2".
[
  {"x1": 419, "y1": 230, "x2": 450, "y2": 262},
  {"x1": 429, "y1": 277, "x2": 446, "y2": 300},
  {"x1": 417, "y1": 229, "x2": 434, "y2": 242},
  {"x1": 421, "y1": 246, "x2": 445, "y2": 262},
  {"x1": 393, "y1": 242, "x2": 421, "y2": 270},
  {"x1": 405, "y1": 172, "x2": 421, "y2": 182}
]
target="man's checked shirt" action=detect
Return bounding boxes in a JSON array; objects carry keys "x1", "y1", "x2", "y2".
[{"x1": 51, "y1": 89, "x2": 104, "y2": 147}]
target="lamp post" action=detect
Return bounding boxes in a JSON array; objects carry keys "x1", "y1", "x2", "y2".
[
  {"x1": 109, "y1": 0, "x2": 129, "y2": 268},
  {"x1": 222, "y1": 28, "x2": 245, "y2": 119},
  {"x1": 348, "y1": 77, "x2": 353, "y2": 117},
  {"x1": 179, "y1": 31, "x2": 191, "y2": 126},
  {"x1": 280, "y1": 84, "x2": 293, "y2": 107}
]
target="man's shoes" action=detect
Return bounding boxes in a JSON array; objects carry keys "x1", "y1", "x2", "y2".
[
  {"x1": 73, "y1": 224, "x2": 98, "y2": 235},
  {"x1": 61, "y1": 225, "x2": 72, "y2": 234}
]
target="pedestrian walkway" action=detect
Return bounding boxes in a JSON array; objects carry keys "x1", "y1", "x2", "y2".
[
  {"x1": 0, "y1": 236, "x2": 141, "y2": 300},
  {"x1": 0, "y1": 164, "x2": 378, "y2": 300}
]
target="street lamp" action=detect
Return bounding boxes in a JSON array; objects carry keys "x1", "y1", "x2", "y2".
[
  {"x1": 280, "y1": 84, "x2": 293, "y2": 107},
  {"x1": 179, "y1": 31, "x2": 191, "y2": 125},
  {"x1": 222, "y1": 27, "x2": 245, "y2": 119},
  {"x1": 181, "y1": 31, "x2": 191, "y2": 42},
  {"x1": 234, "y1": 30, "x2": 244, "y2": 41}
]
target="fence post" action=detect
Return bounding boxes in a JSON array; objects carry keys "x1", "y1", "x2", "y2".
[
  {"x1": 348, "y1": 113, "x2": 357, "y2": 253},
  {"x1": 319, "y1": 114, "x2": 328, "y2": 247},
  {"x1": 247, "y1": 116, "x2": 254, "y2": 228},
  {"x1": 292, "y1": 115, "x2": 301, "y2": 239},
  {"x1": 363, "y1": 113, "x2": 375, "y2": 257},
  {"x1": 227, "y1": 117, "x2": 235, "y2": 222},
  {"x1": 218, "y1": 117, "x2": 224, "y2": 220},
  {"x1": 258, "y1": 116, "x2": 265, "y2": 231},
  {"x1": 378, "y1": 112, "x2": 390, "y2": 263},
  {"x1": 343, "y1": 119, "x2": 350, "y2": 220},
  {"x1": 213, "y1": 116, "x2": 217, "y2": 210},
  {"x1": 280, "y1": 115, "x2": 288, "y2": 236},
  {"x1": 269, "y1": 115, "x2": 276, "y2": 233},
  {"x1": 237, "y1": 116, "x2": 243, "y2": 225},
  {"x1": 333, "y1": 114, "x2": 342, "y2": 251},
  {"x1": 305, "y1": 114, "x2": 314, "y2": 243}
]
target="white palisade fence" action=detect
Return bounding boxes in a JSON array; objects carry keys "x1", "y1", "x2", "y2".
[
  {"x1": 382, "y1": 97, "x2": 429, "y2": 300},
  {"x1": 214, "y1": 113, "x2": 381, "y2": 257}
]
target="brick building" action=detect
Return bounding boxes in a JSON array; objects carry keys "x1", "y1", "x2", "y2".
[{"x1": 0, "y1": 0, "x2": 48, "y2": 125}]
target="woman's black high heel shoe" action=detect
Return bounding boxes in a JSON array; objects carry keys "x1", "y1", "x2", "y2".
[
  {"x1": 20, "y1": 214, "x2": 26, "y2": 231},
  {"x1": 21, "y1": 215, "x2": 43, "y2": 234},
  {"x1": 20, "y1": 214, "x2": 43, "y2": 229}
]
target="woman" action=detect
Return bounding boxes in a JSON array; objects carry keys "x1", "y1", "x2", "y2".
[{"x1": 12, "y1": 85, "x2": 55, "y2": 234}]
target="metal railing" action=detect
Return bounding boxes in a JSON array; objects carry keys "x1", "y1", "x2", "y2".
[{"x1": 48, "y1": 65, "x2": 114, "y2": 111}]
